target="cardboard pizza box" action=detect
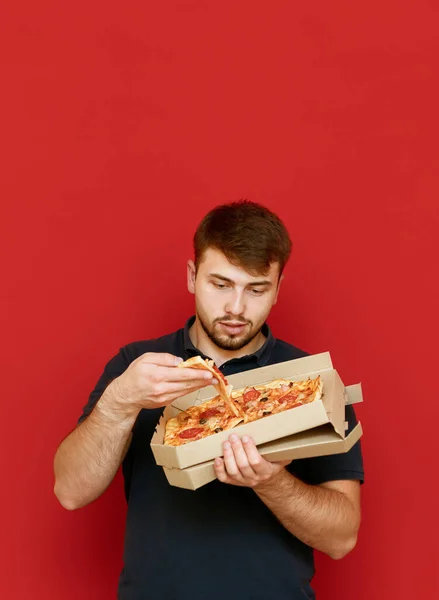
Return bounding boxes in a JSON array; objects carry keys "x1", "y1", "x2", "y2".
[
  {"x1": 161, "y1": 384, "x2": 363, "y2": 490},
  {"x1": 151, "y1": 352, "x2": 356, "y2": 470}
]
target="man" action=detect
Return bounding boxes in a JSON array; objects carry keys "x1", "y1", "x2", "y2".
[{"x1": 54, "y1": 200, "x2": 364, "y2": 600}]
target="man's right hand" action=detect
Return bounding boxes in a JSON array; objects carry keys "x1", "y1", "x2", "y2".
[{"x1": 98, "y1": 353, "x2": 216, "y2": 420}]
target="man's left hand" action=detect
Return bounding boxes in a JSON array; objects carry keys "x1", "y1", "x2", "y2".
[{"x1": 214, "y1": 434, "x2": 291, "y2": 488}]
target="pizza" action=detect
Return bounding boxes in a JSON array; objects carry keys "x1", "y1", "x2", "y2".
[
  {"x1": 177, "y1": 355, "x2": 240, "y2": 417},
  {"x1": 232, "y1": 376, "x2": 322, "y2": 423},
  {"x1": 164, "y1": 356, "x2": 322, "y2": 446},
  {"x1": 163, "y1": 396, "x2": 244, "y2": 446}
]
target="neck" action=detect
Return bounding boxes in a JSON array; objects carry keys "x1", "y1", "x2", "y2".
[{"x1": 188, "y1": 316, "x2": 267, "y2": 367}]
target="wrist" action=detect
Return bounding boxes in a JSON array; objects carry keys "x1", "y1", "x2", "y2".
[
  {"x1": 95, "y1": 380, "x2": 139, "y2": 426},
  {"x1": 254, "y1": 466, "x2": 291, "y2": 494}
]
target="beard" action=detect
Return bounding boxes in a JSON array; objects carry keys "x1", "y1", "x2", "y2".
[{"x1": 197, "y1": 311, "x2": 262, "y2": 351}]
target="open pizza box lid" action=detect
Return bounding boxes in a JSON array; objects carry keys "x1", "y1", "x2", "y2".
[
  {"x1": 162, "y1": 384, "x2": 363, "y2": 490},
  {"x1": 151, "y1": 352, "x2": 352, "y2": 470}
]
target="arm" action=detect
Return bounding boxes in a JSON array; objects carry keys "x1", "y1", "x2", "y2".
[
  {"x1": 255, "y1": 472, "x2": 360, "y2": 559},
  {"x1": 53, "y1": 387, "x2": 136, "y2": 511},
  {"x1": 54, "y1": 352, "x2": 216, "y2": 510},
  {"x1": 214, "y1": 434, "x2": 361, "y2": 560}
]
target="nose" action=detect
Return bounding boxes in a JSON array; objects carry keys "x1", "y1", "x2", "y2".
[{"x1": 225, "y1": 289, "x2": 245, "y2": 317}]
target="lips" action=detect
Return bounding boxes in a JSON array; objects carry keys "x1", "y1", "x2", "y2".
[{"x1": 218, "y1": 322, "x2": 247, "y2": 335}]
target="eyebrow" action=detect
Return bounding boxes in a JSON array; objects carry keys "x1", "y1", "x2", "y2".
[{"x1": 209, "y1": 273, "x2": 273, "y2": 287}]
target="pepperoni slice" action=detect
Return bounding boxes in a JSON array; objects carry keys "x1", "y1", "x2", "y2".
[
  {"x1": 199, "y1": 408, "x2": 221, "y2": 420},
  {"x1": 178, "y1": 427, "x2": 205, "y2": 439},
  {"x1": 282, "y1": 391, "x2": 299, "y2": 402},
  {"x1": 243, "y1": 387, "x2": 261, "y2": 404},
  {"x1": 212, "y1": 365, "x2": 228, "y2": 385}
]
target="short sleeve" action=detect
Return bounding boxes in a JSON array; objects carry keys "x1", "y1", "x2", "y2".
[
  {"x1": 287, "y1": 404, "x2": 364, "y2": 485},
  {"x1": 77, "y1": 349, "x2": 131, "y2": 424}
]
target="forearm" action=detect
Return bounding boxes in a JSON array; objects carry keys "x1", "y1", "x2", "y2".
[
  {"x1": 255, "y1": 470, "x2": 360, "y2": 559},
  {"x1": 54, "y1": 390, "x2": 137, "y2": 510}
]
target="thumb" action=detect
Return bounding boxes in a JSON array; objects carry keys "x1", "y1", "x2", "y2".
[{"x1": 139, "y1": 352, "x2": 183, "y2": 367}]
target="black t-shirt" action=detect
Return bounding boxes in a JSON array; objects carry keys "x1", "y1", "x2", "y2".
[{"x1": 79, "y1": 317, "x2": 364, "y2": 600}]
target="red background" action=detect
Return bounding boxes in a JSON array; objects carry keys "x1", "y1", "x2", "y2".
[{"x1": 1, "y1": 2, "x2": 438, "y2": 598}]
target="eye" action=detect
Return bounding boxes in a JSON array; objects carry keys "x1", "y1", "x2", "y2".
[
  {"x1": 249, "y1": 289, "x2": 265, "y2": 296},
  {"x1": 213, "y1": 282, "x2": 229, "y2": 290}
]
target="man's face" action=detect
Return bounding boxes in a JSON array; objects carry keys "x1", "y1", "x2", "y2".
[{"x1": 187, "y1": 248, "x2": 283, "y2": 351}]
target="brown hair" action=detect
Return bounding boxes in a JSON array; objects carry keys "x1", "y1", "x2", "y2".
[{"x1": 193, "y1": 199, "x2": 292, "y2": 276}]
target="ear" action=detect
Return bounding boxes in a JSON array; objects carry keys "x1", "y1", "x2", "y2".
[
  {"x1": 187, "y1": 259, "x2": 196, "y2": 294},
  {"x1": 273, "y1": 274, "x2": 284, "y2": 305}
]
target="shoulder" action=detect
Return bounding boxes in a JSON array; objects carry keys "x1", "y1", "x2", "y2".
[{"x1": 269, "y1": 337, "x2": 309, "y2": 363}]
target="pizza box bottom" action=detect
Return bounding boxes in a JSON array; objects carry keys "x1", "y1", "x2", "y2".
[
  {"x1": 162, "y1": 422, "x2": 363, "y2": 491},
  {"x1": 162, "y1": 383, "x2": 363, "y2": 491}
]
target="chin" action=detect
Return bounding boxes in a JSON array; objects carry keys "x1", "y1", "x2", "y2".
[{"x1": 213, "y1": 332, "x2": 253, "y2": 351}]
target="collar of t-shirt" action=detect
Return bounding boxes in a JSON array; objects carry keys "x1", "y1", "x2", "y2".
[{"x1": 182, "y1": 315, "x2": 276, "y2": 371}]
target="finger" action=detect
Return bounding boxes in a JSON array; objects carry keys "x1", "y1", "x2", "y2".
[
  {"x1": 214, "y1": 458, "x2": 245, "y2": 486},
  {"x1": 222, "y1": 441, "x2": 244, "y2": 481},
  {"x1": 240, "y1": 436, "x2": 272, "y2": 476},
  {"x1": 139, "y1": 352, "x2": 183, "y2": 367},
  {"x1": 214, "y1": 457, "x2": 228, "y2": 482},
  {"x1": 228, "y1": 434, "x2": 258, "y2": 479}
]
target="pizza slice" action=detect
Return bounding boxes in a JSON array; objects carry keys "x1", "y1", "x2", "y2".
[
  {"x1": 233, "y1": 376, "x2": 322, "y2": 423},
  {"x1": 177, "y1": 355, "x2": 241, "y2": 417},
  {"x1": 231, "y1": 379, "x2": 290, "y2": 423},
  {"x1": 164, "y1": 394, "x2": 243, "y2": 446}
]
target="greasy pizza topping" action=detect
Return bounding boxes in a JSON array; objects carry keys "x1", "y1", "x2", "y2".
[
  {"x1": 177, "y1": 416, "x2": 190, "y2": 425},
  {"x1": 212, "y1": 364, "x2": 226, "y2": 381},
  {"x1": 243, "y1": 387, "x2": 261, "y2": 403},
  {"x1": 199, "y1": 407, "x2": 223, "y2": 420},
  {"x1": 164, "y1": 373, "x2": 322, "y2": 446},
  {"x1": 178, "y1": 427, "x2": 204, "y2": 439}
]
